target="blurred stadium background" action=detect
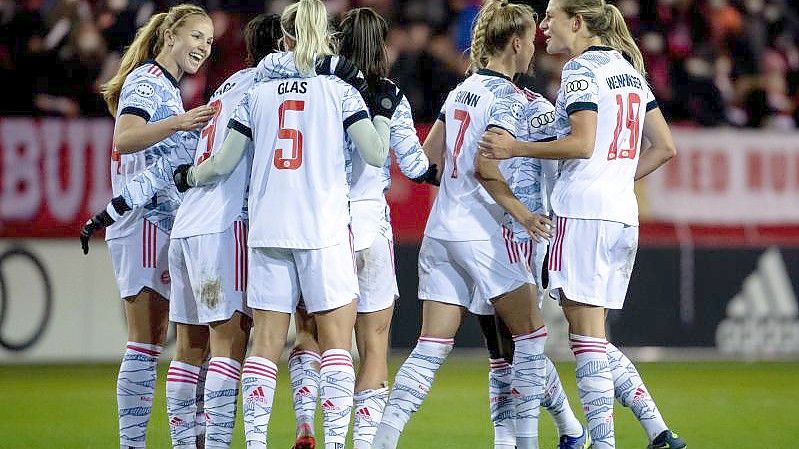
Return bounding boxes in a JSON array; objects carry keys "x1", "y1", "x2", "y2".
[{"x1": 1, "y1": 0, "x2": 798, "y2": 447}]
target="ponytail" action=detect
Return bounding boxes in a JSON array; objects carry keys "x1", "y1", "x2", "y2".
[
  {"x1": 469, "y1": 0, "x2": 537, "y2": 73},
  {"x1": 281, "y1": 0, "x2": 334, "y2": 76},
  {"x1": 100, "y1": 4, "x2": 208, "y2": 115}
]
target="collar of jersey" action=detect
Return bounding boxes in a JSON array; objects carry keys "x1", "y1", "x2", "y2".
[
  {"x1": 584, "y1": 45, "x2": 615, "y2": 53},
  {"x1": 143, "y1": 59, "x2": 179, "y2": 88},
  {"x1": 476, "y1": 68, "x2": 511, "y2": 81}
]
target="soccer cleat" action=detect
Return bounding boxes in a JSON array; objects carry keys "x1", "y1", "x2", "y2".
[
  {"x1": 292, "y1": 423, "x2": 315, "y2": 449},
  {"x1": 558, "y1": 426, "x2": 591, "y2": 449},
  {"x1": 648, "y1": 429, "x2": 687, "y2": 449}
]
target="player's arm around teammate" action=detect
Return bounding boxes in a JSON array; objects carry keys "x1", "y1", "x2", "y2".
[
  {"x1": 478, "y1": 2, "x2": 685, "y2": 449},
  {"x1": 85, "y1": 5, "x2": 214, "y2": 449}
]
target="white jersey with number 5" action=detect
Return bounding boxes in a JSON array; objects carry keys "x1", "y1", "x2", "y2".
[
  {"x1": 424, "y1": 69, "x2": 527, "y2": 242},
  {"x1": 171, "y1": 68, "x2": 256, "y2": 239},
  {"x1": 231, "y1": 53, "x2": 369, "y2": 249},
  {"x1": 551, "y1": 46, "x2": 658, "y2": 226}
]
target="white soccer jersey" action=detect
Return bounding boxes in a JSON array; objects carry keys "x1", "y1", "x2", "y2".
[
  {"x1": 502, "y1": 89, "x2": 559, "y2": 241},
  {"x1": 171, "y1": 68, "x2": 256, "y2": 239},
  {"x1": 232, "y1": 52, "x2": 370, "y2": 249},
  {"x1": 550, "y1": 46, "x2": 658, "y2": 226},
  {"x1": 424, "y1": 69, "x2": 527, "y2": 241},
  {"x1": 348, "y1": 89, "x2": 429, "y2": 250},
  {"x1": 107, "y1": 60, "x2": 198, "y2": 239}
]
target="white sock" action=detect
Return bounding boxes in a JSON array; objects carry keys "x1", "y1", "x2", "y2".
[
  {"x1": 373, "y1": 337, "x2": 454, "y2": 449},
  {"x1": 167, "y1": 361, "x2": 201, "y2": 449},
  {"x1": 571, "y1": 334, "x2": 614, "y2": 449},
  {"x1": 118, "y1": 342, "x2": 162, "y2": 448},
  {"x1": 512, "y1": 327, "x2": 548, "y2": 449},
  {"x1": 353, "y1": 387, "x2": 389, "y2": 449},
  {"x1": 488, "y1": 359, "x2": 515, "y2": 449},
  {"x1": 541, "y1": 357, "x2": 584, "y2": 438},
  {"x1": 204, "y1": 357, "x2": 241, "y2": 448},
  {"x1": 607, "y1": 343, "x2": 668, "y2": 441},
  {"x1": 288, "y1": 349, "x2": 321, "y2": 436},
  {"x1": 319, "y1": 349, "x2": 356, "y2": 449},
  {"x1": 241, "y1": 357, "x2": 277, "y2": 449},
  {"x1": 195, "y1": 360, "x2": 209, "y2": 445}
]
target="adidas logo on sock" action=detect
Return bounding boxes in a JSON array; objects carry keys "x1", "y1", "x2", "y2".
[
  {"x1": 297, "y1": 386, "x2": 312, "y2": 397},
  {"x1": 321, "y1": 399, "x2": 336, "y2": 411},
  {"x1": 248, "y1": 387, "x2": 266, "y2": 403},
  {"x1": 633, "y1": 387, "x2": 648, "y2": 400},
  {"x1": 355, "y1": 407, "x2": 371, "y2": 420},
  {"x1": 511, "y1": 388, "x2": 521, "y2": 398},
  {"x1": 169, "y1": 416, "x2": 184, "y2": 427},
  {"x1": 716, "y1": 247, "x2": 799, "y2": 356}
]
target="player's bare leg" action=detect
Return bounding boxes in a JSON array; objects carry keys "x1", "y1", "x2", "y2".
[
  {"x1": 314, "y1": 300, "x2": 358, "y2": 449},
  {"x1": 352, "y1": 304, "x2": 394, "y2": 449},
  {"x1": 493, "y1": 283, "x2": 548, "y2": 449},
  {"x1": 204, "y1": 312, "x2": 251, "y2": 449},
  {"x1": 373, "y1": 301, "x2": 462, "y2": 449},
  {"x1": 119, "y1": 288, "x2": 169, "y2": 449},
  {"x1": 562, "y1": 297, "x2": 615, "y2": 449},
  {"x1": 242, "y1": 310, "x2": 292, "y2": 449},
  {"x1": 289, "y1": 306, "x2": 321, "y2": 449}
]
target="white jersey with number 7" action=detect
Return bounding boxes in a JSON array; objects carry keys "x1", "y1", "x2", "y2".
[
  {"x1": 229, "y1": 71, "x2": 370, "y2": 249},
  {"x1": 424, "y1": 69, "x2": 528, "y2": 242},
  {"x1": 551, "y1": 46, "x2": 658, "y2": 226}
]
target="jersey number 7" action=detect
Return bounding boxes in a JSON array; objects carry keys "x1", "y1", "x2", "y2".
[
  {"x1": 451, "y1": 109, "x2": 471, "y2": 178},
  {"x1": 608, "y1": 93, "x2": 641, "y2": 160},
  {"x1": 275, "y1": 100, "x2": 305, "y2": 170}
]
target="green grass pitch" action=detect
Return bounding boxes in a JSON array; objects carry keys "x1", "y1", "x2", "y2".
[{"x1": 1, "y1": 357, "x2": 795, "y2": 448}]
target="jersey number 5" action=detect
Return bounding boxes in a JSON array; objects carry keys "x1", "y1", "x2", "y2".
[
  {"x1": 608, "y1": 93, "x2": 641, "y2": 160},
  {"x1": 451, "y1": 109, "x2": 471, "y2": 178},
  {"x1": 198, "y1": 99, "x2": 223, "y2": 164},
  {"x1": 275, "y1": 100, "x2": 305, "y2": 170}
]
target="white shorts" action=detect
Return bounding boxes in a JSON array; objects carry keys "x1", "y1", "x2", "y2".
[
  {"x1": 548, "y1": 217, "x2": 638, "y2": 309},
  {"x1": 247, "y1": 239, "x2": 359, "y2": 314},
  {"x1": 418, "y1": 228, "x2": 535, "y2": 314},
  {"x1": 169, "y1": 221, "x2": 251, "y2": 325},
  {"x1": 355, "y1": 234, "x2": 399, "y2": 313},
  {"x1": 107, "y1": 218, "x2": 171, "y2": 299},
  {"x1": 469, "y1": 238, "x2": 548, "y2": 316}
]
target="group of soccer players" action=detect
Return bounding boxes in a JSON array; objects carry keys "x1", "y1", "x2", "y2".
[{"x1": 79, "y1": 0, "x2": 687, "y2": 449}]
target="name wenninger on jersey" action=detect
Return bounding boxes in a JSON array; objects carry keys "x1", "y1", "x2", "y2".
[{"x1": 605, "y1": 73, "x2": 642, "y2": 90}]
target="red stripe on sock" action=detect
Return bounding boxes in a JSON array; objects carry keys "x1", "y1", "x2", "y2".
[
  {"x1": 127, "y1": 344, "x2": 161, "y2": 357},
  {"x1": 208, "y1": 366, "x2": 240, "y2": 381},
  {"x1": 209, "y1": 361, "x2": 240, "y2": 378},
  {"x1": 418, "y1": 336, "x2": 455, "y2": 344},
  {"x1": 572, "y1": 349, "x2": 607, "y2": 355},
  {"x1": 167, "y1": 377, "x2": 198, "y2": 384}
]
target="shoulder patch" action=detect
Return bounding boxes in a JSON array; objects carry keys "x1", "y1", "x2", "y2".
[{"x1": 135, "y1": 83, "x2": 155, "y2": 98}]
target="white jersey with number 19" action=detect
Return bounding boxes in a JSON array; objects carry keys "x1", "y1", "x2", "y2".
[
  {"x1": 424, "y1": 69, "x2": 527, "y2": 242},
  {"x1": 550, "y1": 46, "x2": 658, "y2": 226},
  {"x1": 230, "y1": 56, "x2": 370, "y2": 249},
  {"x1": 170, "y1": 68, "x2": 256, "y2": 239}
]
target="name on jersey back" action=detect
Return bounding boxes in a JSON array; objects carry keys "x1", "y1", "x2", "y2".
[
  {"x1": 278, "y1": 81, "x2": 308, "y2": 95},
  {"x1": 605, "y1": 73, "x2": 642, "y2": 90},
  {"x1": 455, "y1": 90, "x2": 481, "y2": 107}
]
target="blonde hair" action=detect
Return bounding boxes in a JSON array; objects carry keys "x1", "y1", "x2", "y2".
[
  {"x1": 469, "y1": 0, "x2": 537, "y2": 72},
  {"x1": 558, "y1": 0, "x2": 645, "y2": 76},
  {"x1": 281, "y1": 0, "x2": 334, "y2": 76},
  {"x1": 100, "y1": 4, "x2": 208, "y2": 115}
]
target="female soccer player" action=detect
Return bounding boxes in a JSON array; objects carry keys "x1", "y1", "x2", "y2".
[
  {"x1": 178, "y1": 1, "x2": 397, "y2": 448},
  {"x1": 269, "y1": 9, "x2": 438, "y2": 449},
  {"x1": 478, "y1": 1, "x2": 684, "y2": 448},
  {"x1": 372, "y1": 2, "x2": 553, "y2": 448},
  {"x1": 84, "y1": 5, "x2": 214, "y2": 448}
]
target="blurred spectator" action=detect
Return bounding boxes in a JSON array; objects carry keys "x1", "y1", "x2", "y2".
[{"x1": 0, "y1": 0, "x2": 798, "y2": 128}]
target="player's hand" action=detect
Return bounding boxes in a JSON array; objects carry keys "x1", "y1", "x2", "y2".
[
  {"x1": 479, "y1": 128, "x2": 515, "y2": 160},
  {"x1": 172, "y1": 105, "x2": 216, "y2": 131},
  {"x1": 411, "y1": 163, "x2": 440, "y2": 186},
  {"x1": 316, "y1": 55, "x2": 370, "y2": 99},
  {"x1": 369, "y1": 79, "x2": 402, "y2": 119},
  {"x1": 79, "y1": 210, "x2": 115, "y2": 255},
  {"x1": 518, "y1": 212, "x2": 552, "y2": 242},
  {"x1": 173, "y1": 164, "x2": 193, "y2": 192}
]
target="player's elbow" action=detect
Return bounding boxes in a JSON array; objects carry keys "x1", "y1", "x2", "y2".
[
  {"x1": 663, "y1": 141, "x2": 677, "y2": 160},
  {"x1": 113, "y1": 135, "x2": 138, "y2": 154}
]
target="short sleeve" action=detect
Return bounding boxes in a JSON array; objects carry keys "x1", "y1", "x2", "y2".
[
  {"x1": 228, "y1": 90, "x2": 253, "y2": 139},
  {"x1": 487, "y1": 87, "x2": 525, "y2": 138},
  {"x1": 523, "y1": 98, "x2": 557, "y2": 142},
  {"x1": 645, "y1": 84, "x2": 658, "y2": 111},
  {"x1": 340, "y1": 81, "x2": 369, "y2": 129},
  {"x1": 561, "y1": 60, "x2": 599, "y2": 115},
  {"x1": 118, "y1": 73, "x2": 162, "y2": 121}
]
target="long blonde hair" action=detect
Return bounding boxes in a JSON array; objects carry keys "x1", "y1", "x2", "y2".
[
  {"x1": 281, "y1": 0, "x2": 334, "y2": 76},
  {"x1": 558, "y1": 0, "x2": 645, "y2": 76},
  {"x1": 469, "y1": 0, "x2": 537, "y2": 73},
  {"x1": 100, "y1": 4, "x2": 208, "y2": 115}
]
